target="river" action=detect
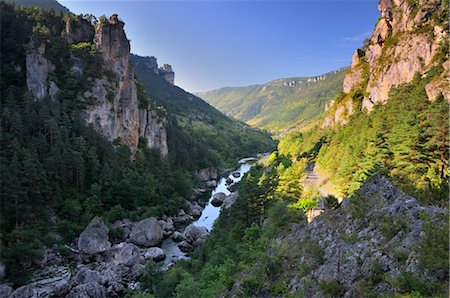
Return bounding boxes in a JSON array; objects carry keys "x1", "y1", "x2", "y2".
[{"x1": 160, "y1": 160, "x2": 256, "y2": 269}]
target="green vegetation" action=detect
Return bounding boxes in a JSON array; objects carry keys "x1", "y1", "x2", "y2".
[
  {"x1": 198, "y1": 69, "x2": 346, "y2": 134},
  {"x1": 278, "y1": 72, "x2": 448, "y2": 206},
  {"x1": 133, "y1": 160, "x2": 308, "y2": 297},
  {"x1": 0, "y1": 2, "x2": 275, "y2": 285}
]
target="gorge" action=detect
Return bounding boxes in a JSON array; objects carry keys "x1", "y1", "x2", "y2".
[{"x1": 0, "y1": 0, "x2": 448, "y2": 297}]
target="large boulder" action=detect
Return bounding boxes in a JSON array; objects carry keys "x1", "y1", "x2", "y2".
[
  {"x1": 78, "y1": 217, "x2": 111, "y2": 254},
  {"x1": 144, "y1": 247, "x2": 166, "y2": 262},
  {"x1": 129, "y1": 218, "x2": 163, "y2": 247},
  {"x1": 211, "y1": 192, "x2": 226, "y2": 207},
  {"x1": 183, "y1": 225, "x2": 209, "y2": 245},
  {"x1": 114, "y1": 243, "x2": 141, "y2": 267},
  {"x1": 232, "y1": 172, "x2": 240, "y2": 178}
]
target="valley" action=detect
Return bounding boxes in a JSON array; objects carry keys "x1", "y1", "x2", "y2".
[{"x1": 0, "y1": 0, "x2": 448, "y2": 297}]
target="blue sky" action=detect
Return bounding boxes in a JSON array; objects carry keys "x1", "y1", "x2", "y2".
[{"x1": 59, "y1": 0, "x2": 379, "y2": 92}]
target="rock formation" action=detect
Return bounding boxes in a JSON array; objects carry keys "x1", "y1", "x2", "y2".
[
  {"x1": 130, "y1": 54, "x2": 175, "y2": 84},
  {"x1": 25, "y1": 14, "x2": 168, "y2": 156},
  {"x1": 158, "y1": 63, "x2": 175, "y2": 84},
  {"x1": 324, "y1": 0, "x2": 448, "y2": 126}
]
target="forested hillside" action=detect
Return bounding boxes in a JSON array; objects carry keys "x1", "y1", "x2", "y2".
[
  {"x1": 198, "y1": 69, "x2": 345, "y2": 134},
  {"x1": 0, "y1": 2, "x2": 274, "y2": 286}
]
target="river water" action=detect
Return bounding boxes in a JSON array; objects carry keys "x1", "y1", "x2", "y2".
[{"x1": 161, "y1": 161, "x2": 256, "y2": 269}]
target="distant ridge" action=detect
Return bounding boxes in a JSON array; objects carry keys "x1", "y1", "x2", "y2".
[{"x1": 197, "y1": 68, "x2": 346, "y2": 134}]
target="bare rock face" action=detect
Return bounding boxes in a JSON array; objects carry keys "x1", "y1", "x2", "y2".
[
  {"x1": 26, "y1": 42, "x2": 55, "y2": 100},
  {"x1": 139, "y1": 109, "x2": 168, "y2": 156},
  {"x1": 159, "y1": 63, "x2": 175, "y2": 84},
  {"x1": 78, "y1": 217, "x2": 111, "y2": 254},
  {"x1": 331, "y1": 0, "x2": 449, "y2": 124},
  {"x1": 66, "y1": 15, "x2": 95, "y2": 43},
  {"x1": 234, "y1": 174, "x2": 448, "y2": 297}
]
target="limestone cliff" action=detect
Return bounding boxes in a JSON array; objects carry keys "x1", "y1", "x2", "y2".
[
  {"x1": 324, "y1": 0, "x2": 448, "y2": 126},
  {"x1": 26, "y1": 14, "x2": 168, "y2": 156}
]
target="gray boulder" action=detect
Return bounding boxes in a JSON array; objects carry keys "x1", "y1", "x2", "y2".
[
  {"x1": 172, "y1": 231, "x2": 186, "y2": 242},
  {"x1": 232, "y1": 172, "x2": 240, "y2": 178},
  {"x1": 225, "y1": 177, "x2": 233, "y2": 185},
  {"x1": 114, "y1": 243, "x2": 141, "y2": 267},
  {"x1": 183, "y1": 225, "x2": 209, "y2": 245},
  {"x1": 78, "y1": 217, "x2": 111, "y2": 254},
  {"x1": 66, "y1": 282, "x2": 107, "y2": 298},
  {"x1": 211, "y1": 192, "x2": 226, "y2": 207},
  {"x1": 129, "y1": 218, "x2": 163, "y2": 247},
  {"x1": 144, "y1": 247, "x2": 166, "y2": 262},
  {"x1": 178, "y1": 241, "x2": 193, "y2": 253}
]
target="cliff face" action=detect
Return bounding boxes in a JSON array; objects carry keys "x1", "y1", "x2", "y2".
[
  {"x1": 324, "y1": 0, "x2": 448, "y2": 126},
  {"x1": 26, "y1": 14, "x2": 168, "y2": 156}
]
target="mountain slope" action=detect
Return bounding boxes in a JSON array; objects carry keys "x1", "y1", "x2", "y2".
[
  {"x1": 131, "y1": 54, "x2": 276, "y2": 167},
  {"x1": 198, "y1": 69, "x2": 346, "y2": 134}
]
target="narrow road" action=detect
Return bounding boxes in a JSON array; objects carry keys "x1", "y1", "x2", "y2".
[{"x1": 304, "y1": 163, "x2": 328, "y2": 198}]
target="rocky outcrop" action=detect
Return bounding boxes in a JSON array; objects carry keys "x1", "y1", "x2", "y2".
[
  {"x1": 283, "y1": 174, "x2": 448, "y2": 296},
  {"x1": 65, "y1": 15, "x2": 95, "y2": 43},
  {"x1": 327, "y1": 0, "x2": 449, "y2": 125},
  {"x1": 24, "y1": 14, "x2": 168, "y2": 156},
  {"x1": 78, "y1": 217, "x2": 111, "y2": 254},
  {"x1": 159, "y1": 64, "x2": 175, "y2": 84},
  {"x1": 26, "y1": 42, "x2": 56, "y2": 100},
  {"x1": 139, "y1": 109, "x2": 168, "y2": 156}
]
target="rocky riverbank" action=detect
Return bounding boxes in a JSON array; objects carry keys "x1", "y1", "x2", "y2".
[{"x1": 0, "y1": 164, "x2": 246, "y2": 297}]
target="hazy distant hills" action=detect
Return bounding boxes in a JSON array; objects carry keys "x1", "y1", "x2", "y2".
[{"x1": 197, "y1": 68, "x2": 346, "y2": 135}]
